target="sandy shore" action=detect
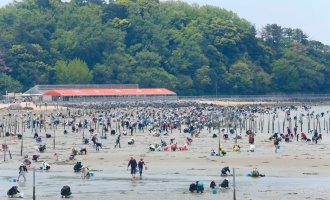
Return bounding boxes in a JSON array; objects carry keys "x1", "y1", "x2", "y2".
[{"x1": 0, "y1": 105, "x2": 329, "y2": 199}]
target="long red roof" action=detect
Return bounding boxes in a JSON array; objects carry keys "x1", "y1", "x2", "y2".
[{"x1": 43, "y1": 88, "x2": 176, "y2": 96}]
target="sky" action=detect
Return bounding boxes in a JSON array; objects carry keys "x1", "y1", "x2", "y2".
[{"x1": 1, "y1": 0, "x2": 329, "y2": 45}]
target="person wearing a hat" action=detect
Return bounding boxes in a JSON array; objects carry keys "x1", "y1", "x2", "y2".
[{"x1": 17, "y1": 163, "x2": 28, "y2": 182}]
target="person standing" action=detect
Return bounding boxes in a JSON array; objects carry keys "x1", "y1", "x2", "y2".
[
  {"x1": 138, "y1": 158, "x2": 146, "y2": 177},
  {"x1": 287, "y1": 127, "x2": 291, "y2": 135},
  {"x1": 296, "y1": 132, "x2": 300, "y2": 142},
  {"x1": 294, "y1": 125, "x2": 298, "y2": 138},
  {"x1": 248, "y1": 133, "x2": 254, "y2": 144},
  {"x1": 127, "y1": 157, "x2": 137, "y2": 178},
  {"x1": 115, "y1": 134, "x2": 121, "y2": 148},
  {"x1": 274, "y1": 138, "x2": 280, "y2": 153},
  {"x1": 313, "y1": 130, "x2": 319, "y2": 144},
  {"x1": 17, "y1": 163, "x2": 28, "y2": 182}
]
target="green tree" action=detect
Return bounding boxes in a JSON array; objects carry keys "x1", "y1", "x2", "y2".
[
  {"x1": 0, "y1": 0, "x2": 329, "y2": 95},
  {"x1": 6, "y1": 44, "x2": 52, "y2": 89},
  {"x1": 194, "y1": 66, "x2": 212, "y2": 94},
  {"x1": 55, "y1": 58, "x2": 92, "y2": 84},
  {"x1": 93, "y1": 63, "x2": 113, "y2": 84},
  {"x1": 0, "y1": 73, "x2": 22, "y2": 95},
  {"x1": 132, "y1": 67, "x2": 177, "y2": 89},
  {"x1": 271, "y1": 50, "x2": 324, "y2": 92},
  {"x1": 260, "y1": 24, "x2": 283, "y2": 49}
]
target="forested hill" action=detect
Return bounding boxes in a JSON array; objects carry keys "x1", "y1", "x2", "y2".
[{"x1": 0, "y1": 0, "x2": 330, "y2": 96}]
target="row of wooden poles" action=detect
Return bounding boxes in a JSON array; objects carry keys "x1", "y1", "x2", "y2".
[{"x1": 211, "y1": 113, "x2": 330, "y2": 135}]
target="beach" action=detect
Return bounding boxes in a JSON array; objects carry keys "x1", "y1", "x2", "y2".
[{"x1": 0, "y1": 102, "x2": 329, "y2": 200}]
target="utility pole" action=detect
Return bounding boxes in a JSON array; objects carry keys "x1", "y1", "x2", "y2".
[
  {"x1": 33, "y1": 167, "x2": 36, "y2": 200},
  {"x1": 218, "y1": 117, "x2": 221, "y2": 156},
  {"x1": 20, "y1": 129, "x2": 23, "y2": 156},
  {"x1": 53, "y1": 124, "x2": 56, "y2": 149},
  {"x1": 233, "y1": 168, "x2": 236, "y2": 200}
]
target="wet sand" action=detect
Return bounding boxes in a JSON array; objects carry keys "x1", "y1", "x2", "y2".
[{"x1": 0, "y1": 105, "x2": 330, "y2": 199}]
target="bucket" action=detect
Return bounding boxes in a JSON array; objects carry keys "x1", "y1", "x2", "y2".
[
  {"x1": 9, "y1": 178, "x2": 17, "y2": 182},
  {"x1": 89, "y1": 172, "x2": 94, "y2": 177},
  {"x1": 212, "y1": 188, "x2": 217, "y2": 194}
]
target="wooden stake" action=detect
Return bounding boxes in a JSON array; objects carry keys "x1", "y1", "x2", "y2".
[
  {"x1": 20, "y1": 130, "x2": 23, "y2": 157},
  {"x1": 233, "y1": 168, "x2": 236, "y2": 200},
  {"x1": 33, "y1": 166, "x2": 36, "y2": 200},
  {"x1": 53, "y1": 125, "x2": 56, "y2": 149},
  {"x1": 267, "y1": 114, "x2": 270, "y2": 134}
]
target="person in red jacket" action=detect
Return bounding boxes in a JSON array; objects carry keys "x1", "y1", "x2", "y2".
[
  {"x1": 301, "y1": 132, "x2": 307, "y2": 141},
  {"x1": 248, "y1": 133, "x2": 255, "y2": 144},
  {"x1": 138, "y1": 158, "x2": 147, "y2": 177}
]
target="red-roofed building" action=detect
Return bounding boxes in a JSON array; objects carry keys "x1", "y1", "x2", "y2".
[{"x1": 43, "y1": 88, "x2": 177, "y2": 102}]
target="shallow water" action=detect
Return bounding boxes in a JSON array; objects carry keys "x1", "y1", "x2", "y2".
[{"x1": 1, "y1": 169, "x2": 329, "y2": 199}]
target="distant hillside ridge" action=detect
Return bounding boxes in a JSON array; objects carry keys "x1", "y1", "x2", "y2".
[{"x1": 0, "y1": 0, "x2": 329, "y2": 95}]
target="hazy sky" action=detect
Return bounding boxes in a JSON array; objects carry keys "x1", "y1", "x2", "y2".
[{"x1": 1, "y1": 0, "x2": 329, "y2": 45}]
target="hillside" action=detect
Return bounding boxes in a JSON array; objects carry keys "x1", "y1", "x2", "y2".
[{"x1": 0, "y1": 0, "x2": 330, "y2": 95}]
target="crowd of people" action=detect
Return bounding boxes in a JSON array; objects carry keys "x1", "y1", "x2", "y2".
[{"x1": 0, "y1": 102, "x2": 327, "y2": 197}]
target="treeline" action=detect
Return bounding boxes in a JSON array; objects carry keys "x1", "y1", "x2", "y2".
[{"x1": 0, "y1": 0, "x2": 330, "y2": 95}]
